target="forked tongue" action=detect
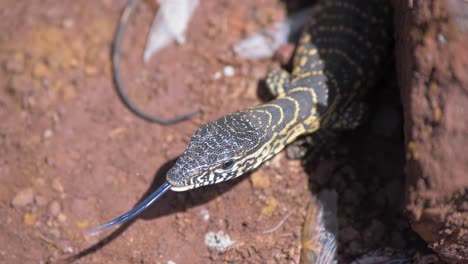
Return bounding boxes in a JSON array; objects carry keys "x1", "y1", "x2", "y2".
[{"x1": 86, "y1": 181, "x2": 172, "y2": 236}]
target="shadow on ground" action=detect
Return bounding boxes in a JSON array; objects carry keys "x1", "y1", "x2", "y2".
[{"x1": 70, "y1": 158, "x2": 247, "y2": 262}]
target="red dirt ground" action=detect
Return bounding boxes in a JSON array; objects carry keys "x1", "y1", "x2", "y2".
[{"x1": 0, "y1": 1, "x2": 442, "y2": 263}]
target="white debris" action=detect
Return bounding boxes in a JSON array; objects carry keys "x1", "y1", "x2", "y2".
[
  {"x1": 43, "y1": 129, "x2": 53, "y2": 139},
  {"x1": 199, "y1": 208, "x2": 210, "y2": 221},
  {"x1": 223, "y1": 65, "x2": 235, "y2": 77},
  {"x1": 437, "y1": 33, "x2": 447, "y2": 44},
  {"x1": 62, "y1": 18, "x2": 74, "y2": 29},
  {"x1": 312, "y1": 190, "x2": 338, "y2": 264},
  {"x1": 318, "y1": 189, "x2": 338, "y2": 234},
  {"x1": 144, "y1": 0, "x2": 199, "y2": 62},
  {"x1": 212, "y1": 71, "x2": 222, "y2": 80},
  {"x1": 233, "y1": 7, "x2": 313, "y2": 60},
  {"x1": 204, "y1": 231, "x2": 235, "y2": 252},
  {"x1": 167, "y1": 261, "x2": 176, "y2": 264}
]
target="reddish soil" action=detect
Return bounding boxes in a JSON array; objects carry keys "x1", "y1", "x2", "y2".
[{"x1": 0, "y1": 1, "x2": 447, "y2": 263}]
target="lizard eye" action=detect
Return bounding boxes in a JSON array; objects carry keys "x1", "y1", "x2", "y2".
[{"x1": 221, "y1": 160, "x2": 234, "y2": 170}]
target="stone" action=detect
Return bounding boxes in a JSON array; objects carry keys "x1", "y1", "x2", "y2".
[
  {"x1": 51, "y1": 178, "x2": 64, "y2": 192},
  {"x1": 3, "y1": 52, "x2": 25, "y2": 74},
  {"x1": 12, "y1": 187, "x2": 34, "y2": 207},
  {"x1": 84, "y1": 65, "x2": 98, "y2": 76},
  {"x1": 32, "y1": 62, "x2": 50, "y2": 79},
  {"x1": 204, "y1": 231, "x2": 235, "y2": 252},
  {"x1": 261, "y1": 197, "x2": 279, "y2": 216},
  {"x1": 223, "y1": 65, "x2": 235, "y2": 77},
  {"x1": 274, "y1": 44, "x2": 295, "y2": 65},
  {"x1": 393, "y1": 0, "x2": 468, "y2": 261},
  {"x1": 43, "y1": 129, "x2": 53, "y2": 140},
  {"x1": 250, "y1": 171, "x2": 271, "y2": 189},
  {"x1": 57, "y1": 213, "x2": 67, "y2": 223},
  {"x1": 48, "y1": 201, "x2": 61, "y2": 216},
  {"x1": 23, "y1": 213, "x2": 36, "y2": 225},
  {"x1": 34, "y1": 195, "x2": 47, "y2": 207}
]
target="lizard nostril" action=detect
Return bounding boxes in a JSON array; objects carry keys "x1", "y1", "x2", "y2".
[{"x1": 166, "y1": 167, "x2": 182, "y2": 184}]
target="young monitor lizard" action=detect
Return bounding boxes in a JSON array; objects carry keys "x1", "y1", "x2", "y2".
[{"x1": 88, "y1": 1, "x2": 393, "y2": 252}]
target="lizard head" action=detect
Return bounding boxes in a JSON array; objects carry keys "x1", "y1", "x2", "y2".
[{"x1": 167, "y1": 110, "x2": 271, "y2": 191}]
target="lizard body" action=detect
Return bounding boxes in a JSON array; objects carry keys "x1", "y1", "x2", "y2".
[{"x1": 88, "y1": 1, "x2": 394, "y2": 249}]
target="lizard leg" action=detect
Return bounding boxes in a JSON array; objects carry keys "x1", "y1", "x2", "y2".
[
  {"x1": 287, "y1": 103, "x2": 368, "y2": 161},
  {"x1": 286, "y1": 129, "x2": 338, "y2": 160},
  {"x1": 331, "y1": 102, "x2": 369, "y2": 130},
  {"x1": 265, "y1": 68, "x2": 291, "y2": 98}
]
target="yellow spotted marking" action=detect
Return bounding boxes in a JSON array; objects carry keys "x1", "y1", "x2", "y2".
[
  {"x1": 302, "y1": 34, "x2": 311, "y2": 43},
  {"x1": 296, "y1": 46, "x2": 305, "y2": 55},
  {"x1": 292, "y1": 66, "x2": 300, "y2": 76}
]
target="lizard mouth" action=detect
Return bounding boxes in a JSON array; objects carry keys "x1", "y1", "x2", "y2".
[{"x1": 170, "y1": 184, "x2": 196, "y2": 192}]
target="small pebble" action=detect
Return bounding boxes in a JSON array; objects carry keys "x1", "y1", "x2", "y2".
[
  {"x1": 199, "y1": 208, "x2": 210, "y2": 221},
  {"x1": 165, "y1": 134, "x2": 174, "y2": 143},
  {"x1": 204, "y1": 231, "x2": 235, "y2": 252},
  {"x1": 75, "y1": 220, "x2": 90, "y2": 229},
  {"x1": 63, "y1": 84, "x2": 76, "y2": 100},
  {"x1": 274, "y1": 44, "x2": 295, "y2": 65},
  {"x1": 35, "y1": 177, "x2": 46, "y2": 186},
  {"x1": 48, "y1": 201, "x2": 61, "y2": 216},
  {"x1": 213, "y1": 71, "x2": 222, "y2": 80},
  {"x1": 57, "y1": 213, "x2": 67, "y2": 223},
  {"x1": 34, "y1": 195, "x2": 47, "y2": 207},
  {"x1": 223, "y1": 65, "x2": 235, "y2": 77},
  {"x1": 437, "y1": 33, "x2": 447, "y2": 44},
  {"x1": 43, "y1": 129, "x2": 53, "y2": 139},
  {"x1": 6, "y1": 76, "x2": 28, "y2": 97},
  {"x1": 261, "y1": 197, "x2": 279, "y2": 216},
  {"x1": 250, "y1": 171, "x2": 270, "y2": 189},
  {"x1": 32, "y1": 62, "x2": 50, "y2": 79},
  {"x1": 23, "y1": 213, "x2": 36, "y2": 225},
  {"x1": 48, "y1": 228, "x2": 61, "y2": 239},
  {"x1": 62, "y1": 245, "x2": 74, "y2": 254},
  {"x1": 269, "y1": 154, "x2": 283, "y2": 170},
  {"x1": 109, "y1": 127, "x2": 127, "y2": 139},
  {"x1": 62, "y1": 18, "x2": 74, "y2": 29},
  {"x1": 52, "y1": 178, "x2": 64, "y2": 193},
  {"x1": 12, "y1": 187, "x2": 34, "y2": 207},
  {"x1": 84, "y1": 65, "x2": 98, "y2": 76},
  {"x1": 3, "y1": 52, "x2": 25, "y2": 74}
]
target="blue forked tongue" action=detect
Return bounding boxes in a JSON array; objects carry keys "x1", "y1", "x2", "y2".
[{"x1": 86, "y1": 181, "x2": 172, "y2": 236}]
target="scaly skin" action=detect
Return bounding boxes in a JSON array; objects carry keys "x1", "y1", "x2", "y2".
[{"x1": 167, "y1": 0, "x2": 392, "y2": 191}]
